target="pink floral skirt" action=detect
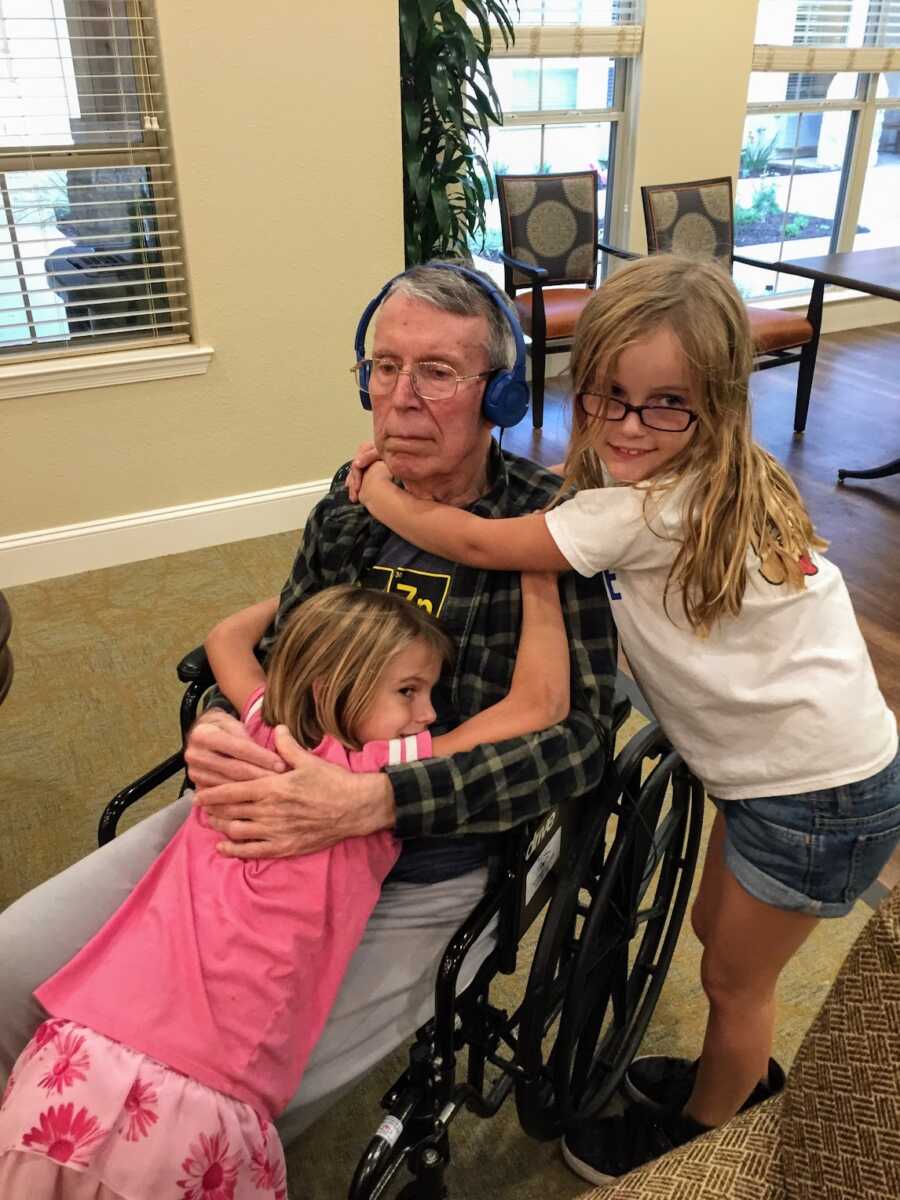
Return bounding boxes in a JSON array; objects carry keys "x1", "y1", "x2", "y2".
[{"x1": 0, "y1": 1019, "x2": 287, "y2": 1199}]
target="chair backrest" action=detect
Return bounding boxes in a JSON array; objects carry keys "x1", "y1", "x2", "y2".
[
  {"x1": 640, "y1": 177, "x2": 734, "y2": 265},
  {"x1": 496, "y1": 170, "x2": 599, "y2": 292}
]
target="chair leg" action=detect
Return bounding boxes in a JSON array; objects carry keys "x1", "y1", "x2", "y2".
[
  {"x1": 531, "y1": 346, "x2": 546, "y2": 429},
  {"x1": 793, "y1": 279, "x2": 824, "y2": 434}
]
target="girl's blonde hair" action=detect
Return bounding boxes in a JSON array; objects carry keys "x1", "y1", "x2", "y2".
[
  {"x1": 562, "y1": 254, "x2": 826, "y2": 634},
  {"x1": 261, "y1": 585, "x2": 453, "y2": 749}
]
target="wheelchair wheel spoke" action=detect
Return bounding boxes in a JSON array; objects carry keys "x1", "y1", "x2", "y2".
[
  {"x1": 545, "y1": 760, "x2": 704, "y2": 1127},
  {"x1": 513, "y1": 738, "x2": 704, "y2": 1142}
]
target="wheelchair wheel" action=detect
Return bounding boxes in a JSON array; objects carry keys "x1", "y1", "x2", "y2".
[{"x1": 515, "y1": 723, "x2": 703, "y2": 1139}]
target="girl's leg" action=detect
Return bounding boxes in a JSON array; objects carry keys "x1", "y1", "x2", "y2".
[
  {"x1": 685, "y1": 836, "x2": 818, "y2": 1127},
  {"x1": 689, "y1": 809, "x2": 728, "y2": 947}
]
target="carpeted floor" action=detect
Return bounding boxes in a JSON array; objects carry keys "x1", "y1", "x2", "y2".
[{"x1": 1, "y1": 531, "x2": 874, "y2": 1199}]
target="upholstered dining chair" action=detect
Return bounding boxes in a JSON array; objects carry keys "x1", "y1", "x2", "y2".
[
  {"x1": 611, "y1": 177, "x2": 822, "y2": 434},
  {"x1": 496, "y1": 170, "x2": 601, "y2": 428}
]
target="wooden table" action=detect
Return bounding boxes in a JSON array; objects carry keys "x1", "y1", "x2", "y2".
[
  {"x1": 774, "y1": 247, "x2": 900, "y2": 482},
  {"x1": 0, "y1": 590, "x2": 12, "y2": 707}
]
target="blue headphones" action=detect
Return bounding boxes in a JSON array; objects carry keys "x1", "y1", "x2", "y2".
[{"x1": 352, "y1": 262, "x2": 530, "y2": 429}]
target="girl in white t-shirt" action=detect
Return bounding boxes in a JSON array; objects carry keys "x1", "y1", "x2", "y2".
[{"x1": 355, "y1": 253, "x2": 900, "y2": 1185}]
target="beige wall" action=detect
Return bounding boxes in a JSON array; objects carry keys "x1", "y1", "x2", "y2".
[
  {"x1": 2, "y1": 3, "x2": 403, "y2": 537},
  {"x1": 624, "y1": 0, "x2": 758, "y2": 250},
  {"x1": 6, "y1": 1, "x2": 877, "y2": 547}
]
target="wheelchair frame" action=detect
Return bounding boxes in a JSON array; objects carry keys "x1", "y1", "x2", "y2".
[{"x1": 100, "y1": 648, "x2": 704, "y2": 1200}]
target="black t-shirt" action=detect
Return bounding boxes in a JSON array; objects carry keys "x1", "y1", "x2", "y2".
[{"x1": 361, "y1": 533, "x2": 493, "y2": 885}]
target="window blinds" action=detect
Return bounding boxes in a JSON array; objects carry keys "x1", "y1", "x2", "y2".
[
  {"x1": 0, "y1": 0, "x2": 189, "y2": 359},
  {"x1": 486, "y1": 0, "x2": 642, "y2": 59},
  {"x1": 753, "y1": 0, "x2": 900, "y2": 72}
]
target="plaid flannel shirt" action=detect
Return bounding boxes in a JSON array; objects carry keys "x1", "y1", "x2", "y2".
[{"x1": 208, "y1": 444, "x2": 618, "y2": 838}]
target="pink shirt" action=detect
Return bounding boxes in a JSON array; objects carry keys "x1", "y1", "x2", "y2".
[{"x1": 37, "y1": 689, "x2": 429, "y2": 1121}]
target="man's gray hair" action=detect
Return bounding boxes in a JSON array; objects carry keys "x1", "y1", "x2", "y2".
[{"x1": 384, "y1": 261, "x2": 516, "y2": 371}]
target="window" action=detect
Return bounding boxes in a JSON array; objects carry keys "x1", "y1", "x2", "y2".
[
  {"x1": 0, "y1": 0, "x2": 190, "y2": 360},
  {"x1": 472, "y1": 0, "x2": 641, "y2": 276},
  {"x1": 736, "y1": 0, "x2": 900, "y2": 300}
]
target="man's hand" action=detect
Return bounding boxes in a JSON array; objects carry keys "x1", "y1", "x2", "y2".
[
  {"x1": 347, "y1": 441, "x2": 382, "y2": 503},
  {"x1": 357, "y1": 459, "x2": 394, "y2": 510},
  {"x1": 184, "y1": 709, "x2": 286, "y2": 789},
  {"x1": 194, "y1": 726, "x2": 396, "y2": 859}
]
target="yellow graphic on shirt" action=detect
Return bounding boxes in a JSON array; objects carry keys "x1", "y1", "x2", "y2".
[{"x1": 364, "y1": 564, "x2": 452, "y2": 618}]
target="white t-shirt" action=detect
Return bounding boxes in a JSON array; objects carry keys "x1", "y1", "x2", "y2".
[{"x1": 544, "y1": 480, "x2": 897, "y2": 800}]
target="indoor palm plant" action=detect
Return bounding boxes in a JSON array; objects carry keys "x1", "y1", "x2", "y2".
[{"x1": 400, "y1": 0, "x2": 517, "y2": 266}]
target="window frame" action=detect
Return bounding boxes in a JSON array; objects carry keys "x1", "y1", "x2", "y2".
[
  {"x1": 741, "y1": 1, "x2": 900, "y2": 299},
  {"x1": 0, "y1": 0, "x2": 202, "y2": 383},
  {"x1": 480, "y1": 4, "x2": 642, "y2": 279},
  {"x1": 492, "y1": 56, "x2": 630, "y2": 256}
]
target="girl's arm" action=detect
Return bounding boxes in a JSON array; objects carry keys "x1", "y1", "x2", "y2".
[
  {"x1": 432, "y1": 572, "x2": 570, "y2": 756},
  {"x1": 359, "y1": 461, "x2": 570, "y2": 572},
  {"x1": 204, "y1": 597, "x2": 279, "y2": 715}
]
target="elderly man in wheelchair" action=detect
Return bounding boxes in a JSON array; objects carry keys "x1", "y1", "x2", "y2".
[{"x1": 0, "y1": 262, "x2": 702, "y2": 1198}]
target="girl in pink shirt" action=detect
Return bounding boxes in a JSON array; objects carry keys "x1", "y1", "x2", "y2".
[{"x1": 0, "y1": 578, "x2": 568, "y2": 1199}]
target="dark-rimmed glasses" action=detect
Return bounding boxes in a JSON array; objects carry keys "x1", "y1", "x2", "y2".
[
  {"x1": 351, "y1": 358, "x2": 491, "y2": 402},
  {"x1": 578, "y1": 391, "x2": 698, "y2": 433}
]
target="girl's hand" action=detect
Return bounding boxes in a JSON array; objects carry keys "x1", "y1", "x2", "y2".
[
  {"x1": 358, "y1": 460, "x2": 394, "y2": 510},
  {"x1": 347, "y1": 442, "x2": 382, "y2": 503}
]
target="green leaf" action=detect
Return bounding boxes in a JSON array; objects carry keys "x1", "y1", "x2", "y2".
[
  {"x1": 430, "y1": 65, "x2": 450, "y2": 113},
  {"x1": 430, "y1": 179, "x2": 452, "y2": 230},
  {"x1": 406, "y1": 153, "x2": 420, "y2": 195},
  {"x1": 470, "y1": 78, "x2": 501, "y2": 125},
  {"x1": 486, "y1": 0, "x2": 516, "y2": 46},
  {"x1": 399, "y1": 2, "x2": 420, "y2": 60},
  {"x1": 402, "y1": 98, "x2": 422, "y2": 147},
  {"x1": 469, "y1": 163, "x2": 488, "y2": 204},
  {"x1": 459, "y1": 0, "x2": 492, "y2": 54},
  {"x1": 401, "y1": 0, "x2": 517, "y2": 264},
  {"x1": 415, "y1": 167, "x2": 430, "y2": 209}
]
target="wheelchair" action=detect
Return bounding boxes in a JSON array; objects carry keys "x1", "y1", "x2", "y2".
[{"x1": 99, "y1": 651, "x2": 704, "y2": 1200}]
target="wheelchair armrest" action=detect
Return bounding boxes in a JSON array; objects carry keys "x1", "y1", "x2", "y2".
[
  {"x1": 330, "y1": 461, "x2": 352, "y2": 491},
  {"x1": 499, "y1": 253, "x2": 549, "y2": 283},
  {"x1": 177, "y1": 644, "x2": 214, "y2": 686},
  {"x1": 611, "y1": 697, "x2": 632, "y2": 738},
  {"x1": 597, "y1": 239, "x2": 641, "y2": 262}
]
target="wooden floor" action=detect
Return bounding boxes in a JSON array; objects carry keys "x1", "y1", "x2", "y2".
[{"x1": 504, "y1": 321, "x2": 900, "y2": 888}]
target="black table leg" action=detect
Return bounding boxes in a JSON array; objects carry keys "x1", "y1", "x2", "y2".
[
  {"x1": 793, "y1": 279, "x2": 825, "y2": 433},
  {"x1": 837, "y1": 458, "x2": 900, "y2": 483}
]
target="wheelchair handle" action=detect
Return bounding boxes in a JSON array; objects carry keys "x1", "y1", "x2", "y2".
[{"x1": 177, "y1": 644, "x2": 213, "y2": 685}]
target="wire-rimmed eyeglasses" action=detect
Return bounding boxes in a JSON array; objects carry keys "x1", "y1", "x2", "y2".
[
  {"x1": 351, "y1": 357, "x2": 491, "y2": 402},
  {"x1": 577, "y1": 391, "x2": 699, "y2": 433}
]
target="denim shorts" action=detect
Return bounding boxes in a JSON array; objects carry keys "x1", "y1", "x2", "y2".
[{"x1": 713, "y1": 746, "x2": 900, "y2": 917}]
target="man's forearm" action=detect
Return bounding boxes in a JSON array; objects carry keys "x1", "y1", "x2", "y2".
[{"x1": 346, "y1": 769, "x2": 396, "y2": 838}]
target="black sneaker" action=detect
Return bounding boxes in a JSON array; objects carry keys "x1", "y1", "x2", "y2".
[
  {"x1": 561, "y1": 1103, "x2": 710, "y2": 1185},
  {"x1": 624, "y1": 1054, "x2": 786, "y2": 1115}
]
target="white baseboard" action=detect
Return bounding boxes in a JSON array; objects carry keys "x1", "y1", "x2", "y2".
[{"x1": 0, "y1": 479, "x2": 331, "y2": 589}]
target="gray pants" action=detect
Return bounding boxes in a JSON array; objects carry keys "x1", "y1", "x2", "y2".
[{"x1": 0, "y1": 796, "x2": 493, "y2": 1144}]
